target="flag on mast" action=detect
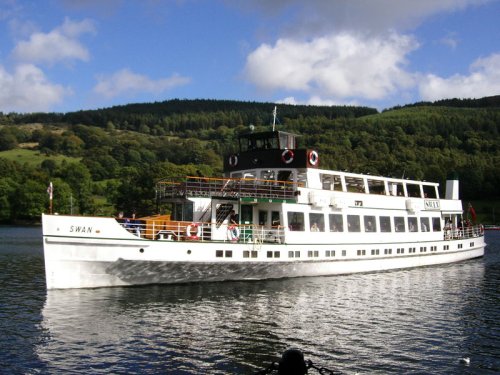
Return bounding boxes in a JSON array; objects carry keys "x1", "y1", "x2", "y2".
[{"x1": 468, "y1": 202, "x2": 477, "y2": 223}]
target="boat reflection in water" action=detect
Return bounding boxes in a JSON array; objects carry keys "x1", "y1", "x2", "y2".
[{"x1": 37, "y1": 257, "x2": 487, "y2": 374}]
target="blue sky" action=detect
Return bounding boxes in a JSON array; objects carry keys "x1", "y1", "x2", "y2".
[{"x1": 0, "y1": 0, "x2": 499, "y2": 113}]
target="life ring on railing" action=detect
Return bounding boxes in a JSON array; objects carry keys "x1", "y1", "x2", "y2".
[
  {"x1": 227, "y1": 225, "x2": 240, "y2": 241},
  {"x1": 228, "y1": 154, "x2": 238, "y2": 167},
  {"x1": 186, "y1": 223, "x2": 201, "y2": 240},
  {"x1": 308, "y1": 150, "x2": 319, "y2": 166},
  {"x1": 281, "y1": 149, "x2": 294, "y2": 164}
]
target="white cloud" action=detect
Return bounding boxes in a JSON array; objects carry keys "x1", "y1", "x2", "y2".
[
  {"x1": 0, "y1": 64, "x2": 70, "y2": 112},
  {"x1": 93, "y1": 69, "x2": 191, "y2": 99},
  {"x1": 419, "y1": 53, "x2": 500, "y2": 101},
  {"x1": 12, "y1": 18, "x2": 95, "y2": 65},
  {"x1": 241, "y1": 0, "x2": 491, "y2": 35},
  {"x1": 245, "y1": 32, "x2": 417, "y2": 101}
]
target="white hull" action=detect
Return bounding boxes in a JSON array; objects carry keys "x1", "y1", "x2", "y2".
[{"x1": 43, "y1": 214, "x2": 485, "y2": 289}]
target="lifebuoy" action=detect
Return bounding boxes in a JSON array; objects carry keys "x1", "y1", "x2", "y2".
[
  {"x1": 229, "y1": 154, "x2": 238, "y2": 167},
  {"x1": 186, "y1": 223, "x2": 201, "y2": 240},
  {"x1": 281, "y1": 149, "x2": 294, "y2": 164},
  {"x1": 227, "y1": 225, "x2": 240, "y2": 241},
  {"x1": 308, "y1": 150, "x2": 319, "y2": 166}
]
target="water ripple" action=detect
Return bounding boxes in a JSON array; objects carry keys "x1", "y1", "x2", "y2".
[{"x1": 1, "y1": 228, "x2": 499, "y2": 373}]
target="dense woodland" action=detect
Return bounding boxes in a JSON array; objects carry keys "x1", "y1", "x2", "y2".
[{"x1": 0, "y1": 96, "x2": 499, "y2": 224}]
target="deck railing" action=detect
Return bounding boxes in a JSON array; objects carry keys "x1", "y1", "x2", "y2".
[
  {"x1": 444, "y1": 224, "x2": 484, "y2": 240},
  {"x1": 117, "y1": 219, "x2": 286, "y2": 243},
  {"x1": 156, "y1": 176, "x2": 299, "y2": 200}
]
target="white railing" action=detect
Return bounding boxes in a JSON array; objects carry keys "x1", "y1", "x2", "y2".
[
  {"x1": 117, "y1": 219, "x2": 285, "y2": 243},
  {"x1": 444, "y1": 224, "x2": 484, "y2": 240}
]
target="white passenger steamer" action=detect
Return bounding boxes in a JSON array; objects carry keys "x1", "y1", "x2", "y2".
[{"x1": 42, "y1": 127, "x2": 485, "y2": 289}]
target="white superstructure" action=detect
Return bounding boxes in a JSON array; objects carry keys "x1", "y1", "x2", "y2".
[{"x1": 42, "y1": 129, "x2": 485, "y2": 289}]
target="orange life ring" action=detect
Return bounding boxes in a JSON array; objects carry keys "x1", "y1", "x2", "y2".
[
  {"x1": 281, "y1": 149, "x2": 294, "y2": 164},
  {"x1": 186, "y1": 223, "x2": 201, "y2": 240},
  {"x1": 308, "y1": 150, "x2": 319, "y2": 166}
]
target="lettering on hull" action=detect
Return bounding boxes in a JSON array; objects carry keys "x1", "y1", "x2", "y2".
[{"x1": 70, "y1": 226, "x2": 93, "y2": 233}]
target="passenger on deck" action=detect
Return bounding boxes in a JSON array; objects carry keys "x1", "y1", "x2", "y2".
[
  {"x1": 229, "y1": 210, "x2": 239, "y2": 225},
  {"x1": 310, "y1": 222, "x2": 319, "y2": 232}
]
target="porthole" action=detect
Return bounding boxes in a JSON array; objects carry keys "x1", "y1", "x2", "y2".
[{"x1": 139, "y1": 248, "x2": 144, "y2": 253}]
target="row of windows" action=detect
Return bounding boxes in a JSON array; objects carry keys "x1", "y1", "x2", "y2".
[
  {"x1": 288, "y1": 212, "x2": 442, "y2": 233},
  {"x1": 217, "y1": 242, "x2": 470, "y2": 259},
  {"x1": 320, "y1": 173, "x2": 439, "y2": 198}
]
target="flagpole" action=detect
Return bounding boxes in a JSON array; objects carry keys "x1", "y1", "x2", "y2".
[{"x1": 47, "y1": 182, "x2": 53, "y2": 214}]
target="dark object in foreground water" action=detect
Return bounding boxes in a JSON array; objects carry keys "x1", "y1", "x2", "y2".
[
  {"x1": 256, "y1": 349, "x2": 340, "y2": 374},
  {"x1": 279, "y1": 349, "x2": 307, "y2": 375}
]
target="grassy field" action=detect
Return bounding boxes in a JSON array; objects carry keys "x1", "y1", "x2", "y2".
[{"x1": 0, "y1": 148, "x2": 80, "y2": 166}]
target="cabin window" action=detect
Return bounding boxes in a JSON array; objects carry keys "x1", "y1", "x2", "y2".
[
  {"x1": 380, "y1": 216, "x2": 391, "y2": 232},
  {"x1": 321, "y1": 174, "x2": 342, "y2": 191},
  {"x1": 308, "y1": 250, "x2": 319, "y2": 258},
  {"x1": 321, "y1": 174, "x2": 334, "y2": 190},
  {"x1": 342, "y1": 250, "x2": 347, "y2": 256},
  {"x1": 279, "y1": 133, "x2": 296, "y2": 149},
  {"x1": 231, "y1": 172, "x2": 243, "y2": 179},
  {"x1": 367, "y1": 179, "x2": 386, "y2": 195},
  {"x1": 423, "y1": 185, "x2": 438, "y2": 198},
  {"x1": 432, "y1": 217, "x2": 441, "y2": 232},
  {"x1": 172, "y1": 202, "x2": 194, "y2": 222},
  {"x1": 347, "y1": 215, "x2": 361, "y2": 232},
  {"x1": 297, "y1": 171, "x2": 307, "y2": 187},
  {"x1": 389, "y1": 181, "x2": 404, "y2": 196},
  {"x1": 345, "y1": 176, "x2": 365, "y2": 193},
  {"x1": 278, "y1": 170, "x2": 293, "y2": 182},
  {"x1": 287, "y1": 212, "x2": 305, "y2": 231},
  {"x1": 271, "y1": 211, "x2": 281, "y2": 227},
  {"x1": 329, "y1": 214, "x2": 344, "y2": 232},
  {"x1": 259, "y1": 210, "x2": 268, "y2": 226},
  {"x1": 420, "y1": 217, "x2": 430, "y2": 232},
  {"x1": 309, "y1": 213, "x2": 325, "y2": 232},
  {"x1": 241, "y1": 205, "x2": 253, "y2": 225},
  {"x1": 394, "y1": 217, "x2": 405, "y2": 232},
  {"x1": 261, "y1": 170, "x2": 275, "y2": 181},
  {"x1": 364, "y1": 216, "x2": 377, "y2": 232},
  {"x1": 406, "y1": 183, "x2": 421, "y2": 198},
  {"x1": 408, "y1": 217, "x2": 418, "y2": 232}
]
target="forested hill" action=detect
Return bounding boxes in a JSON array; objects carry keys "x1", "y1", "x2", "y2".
[
  {"x1": 7, "y1": 99, "x2": 377, "y2": 131},
  {"x1": 394, "y1": 95, "x2": 500, "y2": 110},
  {"x1": 0, "y1": 96, "x2": 499, "y2": 223}
]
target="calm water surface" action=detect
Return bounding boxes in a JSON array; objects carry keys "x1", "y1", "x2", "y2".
[{"x1": 0, "y1": 226, "x2": 499, "y2": 374}]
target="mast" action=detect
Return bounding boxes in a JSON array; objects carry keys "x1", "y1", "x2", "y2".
[{"x1": 272, "y1": 106, "x2": 277, "y2": 131}]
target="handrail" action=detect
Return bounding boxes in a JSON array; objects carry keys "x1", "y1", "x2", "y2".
[
  {"x1": 156, "y1": 176, "x2": 299, "y2": 200},
  {"x1": 117, "y1": 219, "x2": 286, "y2": 243},
  {"x1": 443, "y1": 224, "x2": 484, "y2": 240}
]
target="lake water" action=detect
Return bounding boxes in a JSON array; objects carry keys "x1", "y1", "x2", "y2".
[{"x1": 0, "y1": 226, "x2": 499, "y2": 374}]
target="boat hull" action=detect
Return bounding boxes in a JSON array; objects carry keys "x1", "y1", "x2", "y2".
[{"x1": 43, "y1": 215, "x2": 485, "y2": 289}]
